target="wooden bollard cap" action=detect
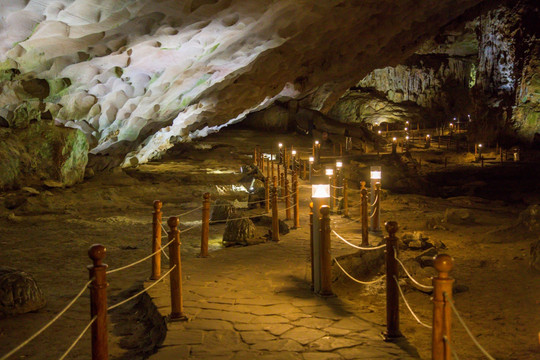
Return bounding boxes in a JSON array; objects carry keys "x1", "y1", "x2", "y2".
[
  {"x1": 320, "y1": 205, "x2": 330, "y2": 216},
  {"x1": 203, "y1": 193, "x2": 211, "y2": 200},
  {"x1": 309, "y1": 201, "x2": 313, "y2": 210},
  {"x1": 385, "y1": 221, "x2": 399, "y2": 236},
  {"x1": 360, "y1": 181, "x2": 366, "y2": 187},
  {"x1": 88, "y1": 244, "x2": 106, "y2": 266},
  {"x1": 434, "y1": 254, "x2": 454, "y2": 274},
  {"x1": 153, "y1": 200, "x2": 162, "y2": 210},
  {"x1": 168, "y1": 216, "x2": 180, "y2": 229}
]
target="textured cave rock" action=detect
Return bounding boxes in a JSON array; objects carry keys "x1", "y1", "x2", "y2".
[
  {"x1": 0, "y1": 267, "x2": 46, "y2": 318},
  {"x1": 0, "y1": 0, "x2": 490, "y2": 167}
]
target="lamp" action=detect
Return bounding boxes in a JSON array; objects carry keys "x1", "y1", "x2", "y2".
[
  {"x1": 393, "y1": 137, "x2": 397, "y2": 142},
  {"x1": 312, "y1": 183, "x2": 330, "y2": 198},
  {"x1": 325, "y1": 168, "x2": 334, "y2": 176},
  {"x1": 278, "y1": 143, "x2": 283, "y2": 148},
  {"x1": 378, "y1": 130, "x2": 382, "y2": 135},
  {"x1": 370, "y1": 167, "x2": 382, "y2": 181},
  {"x1": 336, "y1": 161, "x2": 342, "y2": 169},
  {"x1": 370, "y1": 166, "x2": 382, "y2": 231},
  {"x1": 311, "y1": 175, "x2": 330, "y2": 293},
  {"x1": 292, "y1": 150, "x2": 297, "y2": 156}
]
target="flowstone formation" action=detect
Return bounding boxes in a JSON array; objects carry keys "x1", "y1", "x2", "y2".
[{"x1": 0, "y1": 0, "x2": 490, "y2": 174}]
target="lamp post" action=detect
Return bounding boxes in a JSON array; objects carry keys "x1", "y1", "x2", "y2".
[
  {"x1": 425, "y1": 134, "x2": 431, "y2": 149},
  {"x1": 370, "y1": 166, "x2": 382, "y2": 231},
  {"x1": 311, "y1": 177, "x2": 330, "y2": 294},
  {"x1": 314, "y1": 141, "x2": 321, "y2": 165},
  {"x1": 278, "y1": 143, "x2": 283, "y2": 164},
  {"x1": 292, "y1": 149, "x2": 297, "y2": 172},
  {"x1": 336, "y1": 161, "x2": 343, "y2": 197},
  {"x1": 326, "y1": 168, "x2": 334, "y2": 211},
  {"x1": 392, "y1": 137, "x2": 397, "y2": 154}
]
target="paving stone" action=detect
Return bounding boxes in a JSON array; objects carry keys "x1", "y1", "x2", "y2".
[
  {"x1": 234, "y1": 323, "x2": 264, "y2": 331},
  {"x1": 263, "y1": 323, "x2": 294, "y2": 336},
  {"x1": 196, "y1": 309, "x2": 255, "y2": 323},
  {"x1": 161, "y1": 329, "x2": 203, "y2": 346},
  {"x1": 251, "y1": 339, "x2": 304, "y2": 352},
  {"x1": 282, "y1": 312, "x2": 310, "y2": 321},
  {"x1": 331, "y1": 316, "x2": 371, "y2": 330},
  {"x1": 302, "y1": 352, "x2": 342, "y2": 360},
  {"x1": 250, "y1": 315, "x2": 289, "y2": 324},
  {"x1": 281, "y1": 327, "x2": 326, "y2": 345},
  {"x1": 248, "y1": 303, "x2": 300, "y2": 316},
  {"x1": 192, "y1": 330, "x2": 248, "y2": 353},
  {"x1": 308, "y1": 336, "x2": 362, "y2": 351},
  {"x1": 299, "y1": 306, "x2": 348, "y2": 320},
  {"x1": 183, "y1": 319, "x2": 234, "y2": 330},
  {"x1": 232, "y1": 351, "x2": 303, "y2": 360},
  {"x1": 293, "y1": 317, "x2": 334, "y2": 329},
  {"x1": 234, "y1": 297, "x2": 287, "y2": 306},
  {"x1": 323, "y1": 327, "x2": 351, "y2": 336},
  {"x1": 149, "y1": 345, "x2": 190, "y2": 360},
  {"x1": 239, "y1": 330, "x2": 276, "y2": 344},
  {"x1": 337, "y1": 345, "x2": 410, "y2": 359}
]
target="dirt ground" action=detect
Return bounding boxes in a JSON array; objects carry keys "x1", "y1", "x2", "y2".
[{"x1": 1, "y1": 128, "x2": 539, "y2": 360}]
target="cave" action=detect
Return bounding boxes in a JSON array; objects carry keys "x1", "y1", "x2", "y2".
[{"x1": 1, "y1": 1, "x2": 539, "y2": 359}]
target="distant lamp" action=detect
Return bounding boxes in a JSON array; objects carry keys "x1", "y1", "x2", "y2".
[
  {"x1": 393, "y1": 137, "x2": 397, "y2": 142},
  {"x1": 406, "y1": 121, "x2": 409, "y2": 125},
  {"x1": 312, "y1": 183, "x2": 330, "y2": 198},
  {"x1": 315, "y1": 140, "x2": 319, "y2": 145},
  {"x1": 478, "y1": 144, "x2": 483, "y2": 148},
  {"x1": 278, "y1": 143, "x2": 283, "y2": 148},
  {"x1": 336, "y1": 161, "x2": 343, "y2": 169},
  {"x1": 404, "y1": 127, "x2": 408, "y2": 131},
  {"x1": 325, "y1": 168, "x2": 334, "y2": 176},
  {"x1": 309, "y1": 156, "x2": 314, "y2": 163},
  {"x1": 426, "y1": 134, "x2": 431, "y2": 138},
  {"x1": 292, "y1": 150, "x2": 297, "y2": 156},
  {"x1": 468, "y1": 114, "x2": 472, "y2": 122},
  {"x1": 378, "y1": 130, "x2": 382, "y2": 135},
  {"x1": 370, "y1": 167, "x2": 382, "y2": 181},
  {"x1": 450, "y1": 123, "x2": 454, "y2": 128},
  {"x1": 405, "y1": 136, "x2": 409, "y2": 141}
]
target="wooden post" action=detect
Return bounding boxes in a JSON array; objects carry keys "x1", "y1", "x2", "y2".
[
  {"x1": 384, "y1": 221, "x2": 402, "y2": 339},
  {"x1": 271, "y1": 176, "x2": 280, "y2": 242},
  {"x1": 293, "y1": 171, "x2": 300, "y2": 228},
  {"x1": 265, "y1": 176, "x2": 270, "y2": 213},
  {"x1": 285, "y1": 177, "x2": 291, "y2": 220},
  {"x1": 500, "y1": 148, "x2": 503, "y2": 165},
  {"x1": 88, "y1": 244, "x2": 108, "y2": 360},
  {"x1": 319, "y1": 206, "x2": 333, "y2": 296},
  {"x1": 343, "y1": 179, "x2": 349, "y2": 217},
  {"x1": 280, "y1": 173, "x2": 285, "y2": 196},
  {"x1": 253, "y1": 147, "x2": 258, "y2": 166},
  {"x1": 168, "y1": 217, "x2": 187, "y2": 321},
  {"x1": 361, "y1": 188, "x2": 369, "y2": 246},
  {"x1": 309, "y1": 202, "x2": 314, "y2": 290},
  {"x1": 151, "y1": 200, "x2": 162, "y2": 280},
  {"x1": 200, "y1": 193, "x2": 210, "y2": 258},
  {"x1": 432, "y1": 254, "x2": 454, "y2": 360},
  {"x1": 340, "y1": 143, "x2": 343, "y2": 157},
  {"x1": 371, "y1": 183, "x2": 381, "y2": 231},
  {"x1": 332, "y1": 176, "x2": 337, "y2": 211},
  {"x1": 266, "y1": 157, "x2": 270, "y2": 179},
  {"x1": 303, "y1": 160, "x2": 307, "y2": 180},
  {"x1": 271, "y1": 159, "x2": 275, "y2": 179},
  {"x1": 277, "y1": 161, "x2": 281, "y2": 188}
]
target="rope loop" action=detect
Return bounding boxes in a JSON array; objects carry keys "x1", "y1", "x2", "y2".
[
  {"x1": 333, "y1": 258, "x2": 386, "y2": 285},
  {"x1": 332, "y1": 230, "x2": 386, "y2": 251},
  {"x1": 393, "y1": 276, "x2": 432, "y2": 329}
]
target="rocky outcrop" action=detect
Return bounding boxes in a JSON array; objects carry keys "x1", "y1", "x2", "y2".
[{"x1": 0, "y1": 267, "x2": 46, "y2": 318}]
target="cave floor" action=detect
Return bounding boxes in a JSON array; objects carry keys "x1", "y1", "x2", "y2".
[{"x1": 1, "y1": 128, "x2": 539, "y2": 360}]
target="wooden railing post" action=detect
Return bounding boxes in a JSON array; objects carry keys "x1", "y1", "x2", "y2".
[
  {"x1": 271, "y1": 176, "x2": 280, "y2": 242},
  {"x1": 432, "y1": 254, "x2": 454, "y2": 360},
  {"x1": 265, "y1": 176, "x2": 270, "y2": 213},
  {"x1": 332, "y1": 176, "x2": 337, "y2": 210},
  {"x1": 343, "y1": 179, "x2": 349, "y2": 217},
  {"x1": 302, "y1": 160, "x2": 307, "y2": 180},
  {"x1": 384, "y1": 221, "x2": 402, "y2": 340},
  {"x1": 200, "y1": 193, "x2": 210, "y2": 258},
  {"x1": 293, "y1": 171, "x2": 300, "y2": 228},
  {"x1": 371, "y1": 183, "x2": 381, "y2": 231},
  {"x1": 361, "y1": 188, "x2": 369, "y2": 246},
  {"x1": 319, "y1": 206, "x2": 333, "y2": 296},
  {"x1": 309, "y1": 202, "x2": 314, "y2": 290},
  {"x1": 168, "y1": 217, "x2": 187, "y2": 321},
  {"x1": 285, "y1": 177, "x2": 291, "y2": 220},
  {"x1": 151, "y1": 200, "x2": 162, "y2": 280},
  {"x1": 253, "y1": 147, "x2": 258, "y2": 166},
  {"x1": 88, "y1": 244, "x2": 108, "y2": 360}
]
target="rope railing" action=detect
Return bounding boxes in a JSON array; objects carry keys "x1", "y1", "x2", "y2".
[
  {"x1": 393, "y1": 275, "x2": 432, "y2": 329},
  {"x1": 108, "y1": 265, "x2": 177, "y2": 311},
  {"x1": 444, "y1": 292, "x2": 496, "y2": 360},
  {"x1": 332, "y1": 229, "x2": 386, "y2": 251},
  {"x1": 174, "y1": 205, "x2": 203, "y2": 218},
  {"x1": 0, "y1": 279, "x2": 93, "y2": 360},
  {"x1": 394, "y1": 249, "x2": 434, "y2": 291},
  {"x1": 443, "y1": 336, "x2": 461, "y2": 360},
  {"x1": 107, "y1": 238, "x2": 175, "y2": 274},
  {"x1": 333, "y1": 258, "x2": 386, "y2": 285},
  {"x1": 370, "y1": 194, "x2": 379, "y2": 208},
  {"x1": 57, "y1": 316, "x2": 97, "y2": 360}
]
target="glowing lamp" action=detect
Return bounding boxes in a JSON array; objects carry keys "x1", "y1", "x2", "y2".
[
  {"x1": 370, "y1": 167, "x2": 382, "y2": 181},
  {"x1": 478, "y1": 144, "x2": 483, "y2": 148},
  {"x1": 312, "y1": 184, "x2": 330, "y2": 198},
  {"x1": 404, "y1": 127, "x2": 408, "y2": 131},
  {"x1": 336, "y1": 161, "x2": 342, "y2": 168},
  {"x1": 405, "y1": 136, "x2": 409, "y2": 141},
  {"x1": 309, "y1": 156, "x2": 314, "y2": 163},
  {"x1": 450, "y1": 123, "x2": 454, "y2": 127},
  {"x1": 426, "y1": 134, "x2": 430, "y2": 138},
  {"x1": 315, "y1": 140, "x2": 319, "y2": 145},
  {"x1": 292, "y1": 150, "x2": 297, "y2": 155},
  {"x1": 406, "y1": 121, "x2": 409, "y2": 125},
  {"x1": 378, "y1": 130, "x2": 382, "y2": 135},
  {"x1": 278, "y1": 143, "x2": 283, "y2": 148},
  {"x1": 393, "y1": 137, "x2": 397, "y2": 142},
  {"x1": 325, "y1": 168, "x2": 334, "y2": 176}
]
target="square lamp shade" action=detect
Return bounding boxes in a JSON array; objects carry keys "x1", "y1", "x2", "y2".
[
  {"x1": 336, "y1": 161, "x2": 343, "y2": 168},
  {"x1": 325, "y1": 168, "x2": 334, "y2": 176},
  {"x1": 312, "y1": 184, "x2": 330, "y2": 198},
  {"x1": 309, "y1": 156, "x2": 314, "y2": 163}
]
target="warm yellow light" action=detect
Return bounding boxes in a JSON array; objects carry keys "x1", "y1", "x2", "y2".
[
  {"x1": 427, "y1": 134, "x2": 430, "y2": 138},
  {"x1": 325, "y1": 168, "x2": 334, "y2": 176},
  {"x1": 393, "y1": 137, "x2": 397, "y2": 142},
  {"x1": 371, "y1": 171, "x2": 382, "y2": 180},
  {"x1": 404, "y1": 127, "x2": 408, "y2": 131},
  {"x1": 479, "y1": 144, "x2": 483, "y2": 148},
  {"x1": 405, "y1": 136, "x2": 409, "y2": 140},
  {"x1": 292, "y1": 150, "x2": 296, "y2": 155},
  {"x1": 309, "y1": 156, "x2": 314, "y2": 163},
  {"x1": 378, "y1": 130, "x2": 382, "y2": 134},
  {"x1": 315, "y1": 140, "x2": 319, "y2": 145},
  {"x1": 336, "y1": 161, "x2": 342, "y2": 168},
  {"x1": 312, "y1": 184, "x2": 330, "y2": 198},
  {"x1": 278, "y1": 143, "x2": 283, "y2": 148}
]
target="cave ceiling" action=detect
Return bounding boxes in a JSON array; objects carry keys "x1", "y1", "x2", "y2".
[{"x1": 0, "y1": 0, "x2": 488, "y2": 165}]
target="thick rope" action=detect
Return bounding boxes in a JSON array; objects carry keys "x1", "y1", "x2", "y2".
[
  {"x1": 332, "y1": 230, "x2": 386, "y2": 250},
  {"x1": 107, "y1": 238, "x2": 175, "y2": 274},
  {"x1": 393, "y1": 276, "x2": 432, "y2": 329},
  {"x1": 108, "y1": 265, "x2": 177, "y2": 311},
  {"x1": 444, "y1": 292, "x2": 496, "y2": 360},
  {"x1": 370, "y1": 194, "x2": 379, "y2": 208},
  {"x1": 175, "y1": 206, "x2": 203, "y2": 217},
  {"x1": 333, "y1": 258, "x2": 386, "y2": 285},
  {"x1": 0, "y1": 279, "x2": 93, "y2": 360},
  {"x1": 57, "y1": 316, "x2": 96, "y2": 360},
  {"x1": 368, "y1": 208, "x2": 377, "y2": 219},
  {"x1": 443, "y1": 336, "x2": 461, "y2": 360},
  {"x1": 394, "y1": 250, "x2": 434, "y2": 291}
]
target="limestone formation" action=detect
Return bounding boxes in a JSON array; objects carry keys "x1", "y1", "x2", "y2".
[
  {"x1": 222, "y1": 217, "x2": 259, "y2": 247},
  {"x1": 210, "y1": 198, "x2": 235, "y2": 223},
  {"x1": 0, "y1": 267, "x2": 46, "y2": 318}
]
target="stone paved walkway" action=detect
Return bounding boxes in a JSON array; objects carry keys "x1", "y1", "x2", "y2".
[{"x1": 146, "y1": 184, "x2": 420, "y2": 360}]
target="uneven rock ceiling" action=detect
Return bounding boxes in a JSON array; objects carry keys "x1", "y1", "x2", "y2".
[{"x1": 0, "y1": 0, "x2": 488, "y2": 166}]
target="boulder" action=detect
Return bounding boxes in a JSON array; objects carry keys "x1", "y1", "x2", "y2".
[
  {"x1": 211, "y1": 198, "x2": 235, "y2": 223},
  {"x1": 252, "y1": 215, "x2": 290, "y2": 235},
  {"x1": 0, "y1": 267, "x2": 46, "y2": 318},
  {"x1": 444, "y1": 208, "x2": 475, "y2": 225},
  {"x1": 223, "y1": 217, "x2": 260, "y2": 247},
  {"x1": 531, "y1": 238, "x2": 540, "y2": 272}
]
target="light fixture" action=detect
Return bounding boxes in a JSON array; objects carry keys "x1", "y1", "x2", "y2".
[
  {"x1": 370, "y1": 166, "x2": 382, "y2": 180},
  {"x1": 292, "y1": 150, "x2": 297, "y2": 155},
  {"x1": 479, "y1": 144, "x2": 483, "y2": 148},
  {"x1": 336, "y1": 161, "x2": 342, "y2": 168},
  {"x1": 393, "y1": 137, "x2": 397, "y2": 142},
  {"x1": 378, "y1": 130, "x2": 382, "y2": 135},
  {"x1": 325, "y1": 168, "x2": 334, "y2": 176},
  {"x1": 315, "y1": 140, "x2": 319, "y2": 145},
  {"x1": 278, "y1": 143, "x2": 283, "y2": 148},
  {"x1": 405, "y1": 136, "x2": 409, "y2": 141},
  {"x1": 404, "y1": 127, "x2": 408, "y2": 131},
  {"x1": 450, "y1": 123, "x2": 454, "y2": 127},
  {"x1": 426, "y1": 134, "x2": 430, "y2": 138},
  {"x1": 309, "y1": 156, "x2": 314, "y2": 163},
  {"x1": 312, "y1": 183, "x2": 330, "y2": 198},
  {"x1": 406, "y1": 121, "x2": 409, "y2": 125}
]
